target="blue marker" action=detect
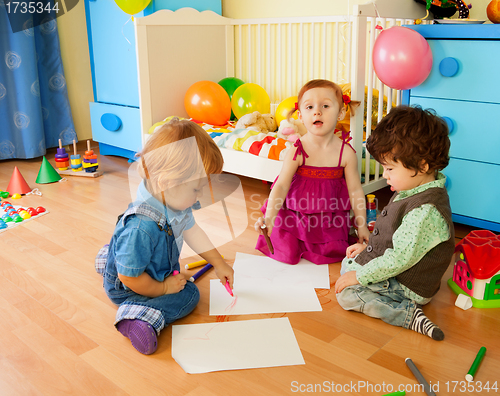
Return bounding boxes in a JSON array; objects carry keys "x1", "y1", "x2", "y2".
[{"x1": 189, "y1": 263, "x2": 213, "y2": 282}]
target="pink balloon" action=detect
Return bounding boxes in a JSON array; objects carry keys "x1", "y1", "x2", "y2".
[{"x1": 372, "y1": 26, "x2": 432, "y2": 90}]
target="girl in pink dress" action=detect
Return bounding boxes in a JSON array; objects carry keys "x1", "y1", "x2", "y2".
[{"x1": 255, "y1": 80, "x2": 370, "y2": 264}]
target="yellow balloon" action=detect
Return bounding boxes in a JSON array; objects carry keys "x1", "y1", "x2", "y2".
[
  {"x1": 114, "y1": 0, "x2": 151, "y2": 15},
  {"x1": 275, "y1": 96, "x2": 299, "y2": 126},
  {"x1": 231, "y1": 83, "x2": 270, "y2": 120}
]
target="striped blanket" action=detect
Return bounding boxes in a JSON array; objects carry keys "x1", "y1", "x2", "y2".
[
  {"x1": 213, "y1": 128, "x2": 292, "y2": 161},
  {"x1": 149, "y1": 117, "x2": 291, "y2": 161}
]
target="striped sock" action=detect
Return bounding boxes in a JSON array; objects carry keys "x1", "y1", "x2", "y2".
[{"x1": 409, "y1": 307, "x2": 444, "y2": 341}]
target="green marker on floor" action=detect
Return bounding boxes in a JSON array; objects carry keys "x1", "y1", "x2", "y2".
[{"x1": 466, "y1": 346, "x2": 487, "y2": 382}]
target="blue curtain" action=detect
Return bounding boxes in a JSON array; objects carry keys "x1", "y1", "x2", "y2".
[{"x1": 0, "y1": 9, "x2": 76, "y2": 160}]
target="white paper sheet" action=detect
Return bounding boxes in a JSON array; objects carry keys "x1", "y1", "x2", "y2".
[
  {"x1": 233, "y1": 252, "x2": 330, "y2": 289},
  {"x1": 209, "y1": 279, "x2": 322, "y2": 315},
  {"x1": 171, "y1": 318, "x2": 305, "y2": 374}
]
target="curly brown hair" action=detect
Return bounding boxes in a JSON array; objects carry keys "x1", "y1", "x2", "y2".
[{"x1": 366, "y1": 105, "x2": 450, "y2": 176}]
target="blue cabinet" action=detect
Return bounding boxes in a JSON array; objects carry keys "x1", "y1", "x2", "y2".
[
  {"x1": 404, "y1": 25, "x2": 500, "y2": 232},
  {"x1": 84, "y1": 0, "x2": 221, "y2": 159}
]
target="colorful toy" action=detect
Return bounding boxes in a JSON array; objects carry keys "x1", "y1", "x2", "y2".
[
  {"x1": 234, "y1": 111, "x2": 277, "y2": 133},
  {"x1": 0, "y1": 204, "x2": 48, "y2": 233},
  {"x1": 366, "y1": 194, "x2": 377, "y2": 231},
  {"x1": 184, "y1": 81, "x2": 231, "y2": 126},
  {"x1": 70, "y1": 139, "x2": 83, "y2": 172},
  {"x1": 448, "y1": 230, "x2": 500, "y2": 308},
  {"x1": 415, "y1": 0, "x2": 471, "y2": 19},
  {"x1": 27, "y1": 207, "x2": 38, "y2": 216},
  {"x1": 83, "y1": 140, "x2": 99, "y2": 173},
  {"x1": 2, "y1": 215, "x2": 13, "y2": 223},
  {"x1": 231, "y1": 83, "x2": 271, "y2": 120},
  {"x1": 276, "y1": 118, "x2": 307, "y2": 143},
  {"x1": 56, "y1": 140, "x2": 103, "y2": 178},
  {"x1": 6, "y1": 166, "x2": 32, "y2": 195},
  {"x1": 36, "y1": 157, "x2": 62, "y2": 184},
  {"x1": 372, "y1": 26, "x2": 432, "y2": 90},
  {"x1": 55, "y1": 139, "x2": 70, "y2": 171}
]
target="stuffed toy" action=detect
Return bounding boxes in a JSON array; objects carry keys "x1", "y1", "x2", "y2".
[
  {"x1": 235, "y1": 111, "x2": 277, "y2": 133},
  {"x1": 277, "y1": 118, "x2": 307, "y2": 143},
  {"x1": 414, "y1": 0, "x2": 470, "y2": 19}
]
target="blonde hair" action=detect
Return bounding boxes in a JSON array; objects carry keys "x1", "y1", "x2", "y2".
[
  {"x1": 137, "y1": 118, "x2": 223, "y2": 194},
  {"x1": 287, "y1": 79, "x2": 360, "y2": 119}
]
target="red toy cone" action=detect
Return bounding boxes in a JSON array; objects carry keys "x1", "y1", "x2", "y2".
[{"x1": 6, "y1": 166, "x2": 32, "y2": 195}]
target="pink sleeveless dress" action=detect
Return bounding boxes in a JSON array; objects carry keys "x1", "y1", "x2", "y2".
[{"x1": 256, "y1": 134, "x2": 356, "y2": 264}]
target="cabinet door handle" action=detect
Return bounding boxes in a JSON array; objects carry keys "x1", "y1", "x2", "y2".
[
  {"x1": 439, "y1": 57, "x2": 459, "y2": 77},
  {"x1": 442, "y1": 116, "x2": 455, "y2": 134},
  {"x1": 101, "y1": 113, "x2": 122, "y2": 131}
]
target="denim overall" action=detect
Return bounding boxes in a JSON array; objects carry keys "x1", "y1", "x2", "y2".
[{"x1": 95, "y1": 203, "x2": 200, "y2": 334}]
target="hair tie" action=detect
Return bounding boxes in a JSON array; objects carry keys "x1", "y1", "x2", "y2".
[
  {"x1": 294, "y1": 102, "x2": 298, "y2": 110},
  {"x1": 342, "y1": 94, "x2": 351, "y2": 104}
]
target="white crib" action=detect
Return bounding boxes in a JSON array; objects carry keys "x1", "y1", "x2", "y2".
[{"x1": 135, "y1": 1, "x2": 428, "y2": 193}]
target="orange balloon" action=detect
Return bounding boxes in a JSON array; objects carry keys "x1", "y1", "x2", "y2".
[{"x1": 184, "y1": 81, "x2": 231, "y2": 126}]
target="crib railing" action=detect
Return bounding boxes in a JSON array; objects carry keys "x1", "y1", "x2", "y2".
[{"x1": 232, "y1": 16, "x2": 352, "y2": 102}]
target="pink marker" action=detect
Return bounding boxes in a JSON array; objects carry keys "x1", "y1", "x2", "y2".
[
  {"x1": 224, "y1": 280, "x2": 233, "y2": 297},
  {"x1": 173, "y1": 270, "x2": 179, "y2": 275}
]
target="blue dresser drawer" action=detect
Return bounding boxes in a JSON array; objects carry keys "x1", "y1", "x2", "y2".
[
  {"x1": 411, "y1": 40, "x2": 500, "y2": 104},
  {"x1": 444, "y1": 158, "x2": 500, "y2": 224},
  {"x1": 90, "y1": 103, "x2": 142, "y2": 153},
  {"x1": 409, "y1": 97, "x2": 500, "y2": 165}
]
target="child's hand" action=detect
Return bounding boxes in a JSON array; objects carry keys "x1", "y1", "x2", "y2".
[
  {"x1": 346, "y1": 243, "x2": 366, "y2": 258},
  {"x1": 214, "y1": 261, "x2": 235, "y2": 289},
  {"x1": 162, "y1": 272, "x2": 187, "y2": 294},
  {"x1": 356, "y1": 226, "x2": 370, "y2": 245},
  {"x1": 335, "y1": 271, "x2": 359, "y2": 294},
  {"x1": 254, "y1": 217, "x2": 273, "y2": 236}
]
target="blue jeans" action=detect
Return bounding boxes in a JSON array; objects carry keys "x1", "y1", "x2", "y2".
[
  {"x1": 104, "y1": 276, "x2": 200, "y2": 334},
  {"x1": 337, "y1": 261, "x2": 419, "y2": 328}
]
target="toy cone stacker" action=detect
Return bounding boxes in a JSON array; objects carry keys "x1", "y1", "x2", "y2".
[
  {"x1": 70, "y1": 140, "x2": 82, "y2": 172},
  {"x1": 82, "y1": 140, "x2": 99, "y2": 173},
  {"x1": 36, "y1": 157, "x2": 62, "y2": 184},
  {"x1": 56, "y1": 140, "x2": 103, "y2": 178},
  {"x1": 6, "y1": 166, "x2": 32, "y2": 195},
  {"x1": 54, "y1": 139, "x2": 70, "y2": 171}
]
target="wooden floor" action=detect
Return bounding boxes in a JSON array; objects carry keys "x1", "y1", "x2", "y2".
[{"x1": 1, "y1": 143, "x2": 499, "y2": 396}]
